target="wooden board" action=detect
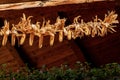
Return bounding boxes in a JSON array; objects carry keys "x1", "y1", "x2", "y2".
[
  {"x1": 0, "y1": 0, "x2": 105, "y2": 11},
  {"x1": 0, "y1": 38, "x2": 24, "y2": 70},
  {"x1": 20, "y1": 34, "x2": 86, "y2": 68}
]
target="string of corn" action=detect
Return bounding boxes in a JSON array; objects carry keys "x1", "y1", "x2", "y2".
[{"x1": 0, "y1": 11, "x2": 119, "y2": 48}]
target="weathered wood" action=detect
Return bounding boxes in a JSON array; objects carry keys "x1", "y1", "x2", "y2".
[
  {"x1": 0, "y1": 0, "x2": 38, "y2": 4},
  {"x1": 21, "y1": 34, "x2": 86, "y2": 68},
  {"x1": 0, "y1": 40, "x2": 24, "y2": 70},
  {"x1": 0, "y1": 0, "x2": 105, "y2": 11}
]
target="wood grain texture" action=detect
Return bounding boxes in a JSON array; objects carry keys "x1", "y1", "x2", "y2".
[
  {"x1": 0, "y1": 0, "x2": 104, "y2": 4},
  {"x1": 0, "y1": 39, "x2": 24, "y2": 70},
  {"x1": 21, "y1": 34, "x2": 86, "y2": 68},
  {"x1": 0, "y1": 0, "x2": 106, "y2": 11}
]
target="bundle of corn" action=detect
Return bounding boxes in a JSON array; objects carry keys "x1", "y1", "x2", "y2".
[{"x1": 0, "y1": 11, "x2": 119, "y2": 48}]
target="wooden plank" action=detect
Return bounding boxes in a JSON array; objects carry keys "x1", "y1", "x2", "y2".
[
  {"x1": 19, "y1": 33, "x2": 86, "y2": 68},
  {"x1": 37, "y1": 49, "x2": 74, "y2": 67},
  {"x1": 20, "y1": 31, "x2": 86, "y2": 68},
  {"x1": 47, "y1": 53, "x2": 79, "y2": 68},
  {"x1": 0, "y1": 0, "x2": 38, "y2": 4},
  {"x1": 6, "y1": 43, "x2": 25, "y2": 67},
  {"x1": 31, "y1": 41, "x2": 70, "y2": 58},
  {"x1": 36, "y1": 45, "x2": 73, "y2": 61},
  {"x1": 75, "y1": 26, "x2": 120, "y2": 66},
  {"x1": 0, "y1": 52, "x2": 14, "y2": 64},
  {"x1": 0, "y1": 0, "x2": 105, "y2": 11},
  {"x1": 0, "y1": 41, "x2": 24, "y2": 70}
]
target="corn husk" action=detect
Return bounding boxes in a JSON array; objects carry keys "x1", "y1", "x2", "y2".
[
  {"x1": 29, "y1": 33, "x2": 34, "y2": 46},
  {"x1": 59, "y1": 31, "x2": 63, "y2": 42},
  {"x1": 20, "y1": 34, "x2": 26, "y2": 45},
  {"x1": 39, "y1": 35, "x2": 43, "y2": 48},
  {"x1": 50, "y1": 35, "x2": 55, "y2": 46},
  {"x1": 67, "y1": 30, "x2": 72, "y2": 40},
  {"x1": 2, "y1": 35, "x2": 8, "y2": 46},
  {"x1": 11, "y1": 34, "x2": 16, "y2": 46}
]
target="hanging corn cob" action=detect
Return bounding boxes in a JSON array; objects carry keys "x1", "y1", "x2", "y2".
[
  {"x1": 1, "y1": 20, "x2": 10, "y2": 46},
  {"x1": 0, "y1": 11, "x2": 119, "y2": 48},
  {"x1": 54, "y1": 17, "x2": 66, "y2": 42}
]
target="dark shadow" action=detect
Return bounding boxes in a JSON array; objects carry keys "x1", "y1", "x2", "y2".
[
  {"x1": 14, "y1": 43, "x2": 35, "y2": 69},
  {"x1": 0, "y1": 17, "x2": 4, "y2": 27},
  {"x1": 75, "y1": 38, "x2": 96, "y2": 67},
  {"x1": 57, "y1": 11, "x2": 71, "y2": 25}
]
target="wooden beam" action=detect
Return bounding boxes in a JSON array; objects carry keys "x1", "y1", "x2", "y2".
[{"x1": 0, "y1": 0, "x2": 106, "y2": 11}]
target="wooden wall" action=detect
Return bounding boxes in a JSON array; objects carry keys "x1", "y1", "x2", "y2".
[
  {"x1": 0, "y1": 38, "x2": 24, "y2": 70},
  {"x1": 0, "y1": 1, "x2": 119, "y2": 69}
]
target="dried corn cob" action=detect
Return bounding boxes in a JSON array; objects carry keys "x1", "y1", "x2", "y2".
[
  {"x1": 1, "y1": 20, "x2": 10, "y2": 46},
  {"x1": 38, "y1": 34, "x2": 43, "y2": 48},
  {"x1": 11, "y1": 24, "x2": 18, "y2": 46}
]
